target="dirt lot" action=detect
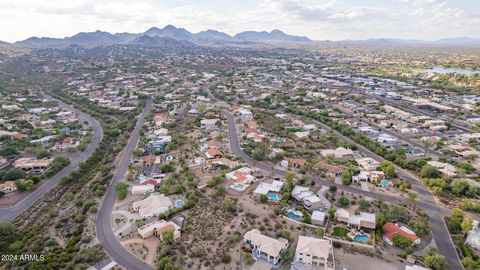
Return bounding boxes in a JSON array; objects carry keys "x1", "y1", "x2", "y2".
[{"x1": 334, "y1": 247, "x2": 404, "y2": 270}]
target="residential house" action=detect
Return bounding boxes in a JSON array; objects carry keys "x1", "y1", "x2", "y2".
[
  {"x1": 294, "y1": 131, "x2": 310, "y2": 140},
  {"x1": 352, "y1": 171, "x2": 385, "y2": 183},
  {"x1": 286, "y1": 158, "x2": 307, "y2": 169},
  {"x1": 30, "y1": 135, "x2": 56, "y2": 145},
  {"x1": 427, "y1": 161, "x2": 458, "y2": 177},
  {"x1": 226, "y1": 167, "x2": 255, "y2": 184},
  {"x1": 131, "y1": 184, "x2": 155, "y2": 195},
  {"x1": 200, "y1": 119, "x2": 219, "y2": 130},
  {"x1": 0, "y1": 181, "x2": 17, "y2": 193},
  {"x1": 292, "y1": 185, "x2": 322, "y2": 210},
  {"x1": 293, "y1": 236, "x2": 334, "y2": 270},
  {"x1": 54, "y1": 138, "x2": 80, "y2": 151},
  {"x1": 253, "y1": 180, "x2": 284, "y2": 197},
  {"x1": 466, "y1": 219, "x2": 480, "y2": 251},
  {"x1": 138, "y1": 220, "x2": 181, "y2": 240},
  {"x1": 356, "y1": 157, "x2": 380, "y2": 171},
  {"x1": 142, "y1": 155, "x2": 156, "y2": 166},
  {"x1": 313, "y1": 162, "x2": 344, "y2": 178},
  {"x1": 238, "y1": 108, "x2": 253, "y2": 121},
  {"x1": 320, "y1": 147, "x2": 354, "y2": 160},
  {"x1": 205, "y1": 158, "x2": 239, "y2": 170},
  {"x1": 383, "y1": 222, "x2": 421, "y2": 246},
  {"x1": 244, "y1": 229, "x2": 289, "y2": 266},
  {"x1": 311, "y1": 210, "x2": 326, "y2": 226},
  {"x1": 13, "y1": 157, "x2": 53, "y2": 172},
  {"x1": 335, "y1": 209, "x2": 376, "y2": 230},
  {"x1": 205, "y1": 148, "x2": 224, "y2": 159},
  {"x1": 144, "y1": 140, "x2": 166, "y2": 154},
  {"x1": 405, "y1": 266, "x2": 429, "y2": 270},
  {"x1": 132, "y1": 194, "x2": 173, "y2": 219}
]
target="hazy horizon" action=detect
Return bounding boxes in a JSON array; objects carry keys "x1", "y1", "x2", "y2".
[{"x1": 0, "y1": 0, "x2": 479, "y2": 43}]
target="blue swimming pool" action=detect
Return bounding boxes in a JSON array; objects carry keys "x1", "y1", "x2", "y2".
[
  {"x1": 354, "y1": 234, "x2": 370, "y2": 242},
  {"x1": 232, "y1": 184, "x2": 246, "y2": 191},
  {"x1": 267, "y1": 192, "x2": 279, "y2": 201},
  {"x1": 287, "y1": 211, "x2": 302, "y2": 220},
  {"x1": 380, "y1": 179, "x2": 392, "y2": 187},
  {"x1": 175, "y1": 200, "x2": 185, "y2": 208}
]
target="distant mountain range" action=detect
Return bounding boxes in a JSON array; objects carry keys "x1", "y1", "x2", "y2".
[
  {"x1": 8, "y1": 26, "x2": 480, "y2": 47},
  {"x1": 14, "y1": 25, "x2": 311, "y2": 47},
  {"x1": 339, "y1": 37, "x2": 480, "y2": 46}
]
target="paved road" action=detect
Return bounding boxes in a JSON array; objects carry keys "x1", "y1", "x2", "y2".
[
  {"x1": 223, "y1": 109, "x2": 463, "y2": 270},
  {"x1": 96, "y1": 99, "x2": 155, "y2": 270},
  {"x1": 0, "y1": 94, "x2": 103, "y2": 222}
]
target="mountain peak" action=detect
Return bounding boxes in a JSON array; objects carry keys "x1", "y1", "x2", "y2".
[
  {"x1": 163, "y1": 24, "x2": 178, "y2": 30},
  {"x1": 15, "y1": 25, "x2": 312, "y2": 46}
]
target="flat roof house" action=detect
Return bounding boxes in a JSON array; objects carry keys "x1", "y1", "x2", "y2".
[
  {"x1": 244, "y1": 229, "x2": 289, "y2": 267},
  {"x1": 200, "y1": 119, "x2": 219, "y2": 131},
  {"x1": 131, "y1": 184, "x2": 155, "y2": 195},
  {"x1": 13, "y1": 157, "x2": 53, "y2": 172},
  {"x1": 293, "y1": 236, "x2": 335, "y2": 270},
  {"x1": 292, "y1": 185, "x2": 322, "y2": 210},
  {"x1": 320, "y1": 147, "x2": 354, "y2": 160},
  {"x1": 254, "y1": 180, "x2": 284, "y2": 196},
  {"x1": 138, "y1": 220, "x2": 181, "y2": 240}
]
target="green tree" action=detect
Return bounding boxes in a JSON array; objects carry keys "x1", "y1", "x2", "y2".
[
  {"x1": 315, "y1": 227, "x2": 325, "y2": 237},
  {"x1": 341, "y1": 166, "x2": 357, "y2": 185},
  {"x1": 222, "y1": 197, "x2": 236, "y2": 212},
  {"x1": 36, "y1": 149, "x2": 51, "y2": 159},
  {"x1": 2, "y1": 168, "x2": 23, "y2": 181},
  {"x1": 339, "y1": 196, "x2": 350, "y2": 207},
  {"x1": 378, "y1": 161, "x2": 396, "y2": 178},
  {"x1": 259, "y1": 194, "x2": 268, "y2": 203},
  {"x1": 447, "y1": 208, "x2": 464, "y2": 233},
  {"x1": 157, "y1": 256, "x2": 182, "y2": 270},
  {"x1": 419, "y1": 164, "x2": 441, "y2": 179},
  {"x1": 161, "y1": 163, "x2": 174, "y2": 173},
  {"x1": 114, "y1": 182, "x2": 128, "y2": 200},
  {"x1": 358, "y1": 198, "x2": 371, "y2": 211},
  {"x1": 450, "y1": 179, "x2": 469, "y2": 196},
  {"x1": 407, "y1": 191, "x2": 418, "y2": 202},
  {"x1": 393, "y1": 234, "x2": 413, "y2": 249},
  {"x1": 243, "y1": 252, "x2": 253, "y2": 264},
  {"x1": 424, "y1": 249, "x2": 448, "y2": 270},
  {"x1": 161, "y1": 230, "x2": 174, "y2": 245},
  {"x1": 461, "y1": 215, "x2": 473, "y2": 234}
]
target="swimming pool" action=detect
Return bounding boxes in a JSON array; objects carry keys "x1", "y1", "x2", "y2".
[
  {"x1": 380, "y1": 179, "x2": 392, "y2": 187},
  {"x1": 354, "y1": 234, "x2": 370, "y2": 242},
  {"x1": 231, "y1": 184, "x2": 246, "y2": 191},
  {"x1": 287, "y1": 211, "x2": 302, "y2": 220},
  {"x1": 267, "y1": 192, "x2": 279, "y2": 201},
  {"x1": 175, "y1": 200, "x2": 185, "y2": 208}
]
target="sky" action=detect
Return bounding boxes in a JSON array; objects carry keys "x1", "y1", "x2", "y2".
[{"x1": 0, "y1": 0, "x2": 479, "y2": 43}]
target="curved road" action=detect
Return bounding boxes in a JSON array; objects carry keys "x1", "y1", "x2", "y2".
[
  {"x1": 96, "y1": 99, "x2": 155, "y2": 270},
  {"x1": 0, "y1": 94, "x2": 103, "y2": 222},
  {"x1": 223, "y1": 109, "x2": 463, "y2": 270}
]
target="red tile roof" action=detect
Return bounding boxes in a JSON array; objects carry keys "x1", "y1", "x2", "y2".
[{"x1": 383, "y1": 222, "x2": 420, "y2": 242}]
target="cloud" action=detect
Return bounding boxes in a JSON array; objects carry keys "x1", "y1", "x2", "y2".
[{"x1": 0, "y1": 0, "x2": 478, "y2": 42}]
